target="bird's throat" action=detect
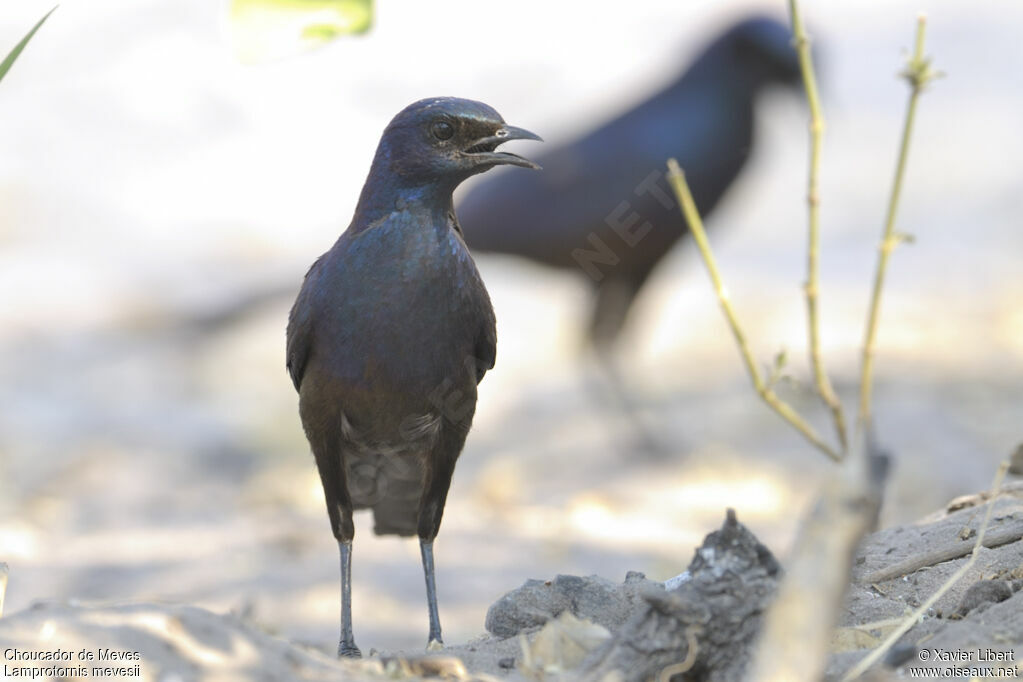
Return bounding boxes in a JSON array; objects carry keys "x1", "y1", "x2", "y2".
[{"x1": 352, "y1": 167, "x2": 457, "y2": 231}]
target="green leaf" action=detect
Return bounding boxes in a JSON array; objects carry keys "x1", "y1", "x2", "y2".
[
  {"x1": 0, "y1": 6, "x2": 57, "y2": 86},
  {"x1": 230, "y1": 0, "x2": 372, "y2": 63}
]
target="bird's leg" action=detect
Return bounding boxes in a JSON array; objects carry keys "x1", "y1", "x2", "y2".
[
  {"x1": 592, "y1": 342, "x2": 671, "y2": 458},
  {"x1": 419, "y1": 538, "x2": 443, "y2": 649},
  {"x1": 337, "y1": 540, "x2": 361, "y2": 658},
  {"x1": 311, "y1": 434, "x2": 360, "y2": 658},
  {"x1": 417, "y1": 426, "x2": 466, "y2": 651},
  {"x1": 586, "y1": 277, "x2": 672, "y2": 457}
]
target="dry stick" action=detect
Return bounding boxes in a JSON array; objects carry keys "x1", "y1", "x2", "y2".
[
  {"x1": 666, "y1": 160, "x2": 840, "y2": 462},
  {"x1": 746, "y1": 457, "x2": 879, "y2": 682},
  {"x1": 858, "y1": 14, "x2": 937, "y2": 433},
  {"x1": 753, "y1": 14, "x2": 940, "y2": 682},
  {"x1": 840, "y1": 460, "x2": 1010, "y2": 682},
  {"x1": 860, "y1": 520, "x2": 1023, "y2": 584},
  {"x1": 788, "y1": 0, "x2": 849, "y2": 456}
]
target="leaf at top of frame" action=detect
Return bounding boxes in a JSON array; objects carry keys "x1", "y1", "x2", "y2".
[
  {"x1": 229, "y1": 0, "x2": 372, "y2": 64},
  {"x1": 0, "y1": 6, "x2": 58, "y2": 87}
]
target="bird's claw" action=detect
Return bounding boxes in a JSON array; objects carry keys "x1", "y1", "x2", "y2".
[{"x1": 426, "y1": 638, "x2": 444, "y2": 652}]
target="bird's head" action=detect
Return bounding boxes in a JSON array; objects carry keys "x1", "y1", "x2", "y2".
[
  {"x1": 375, "y1": 97, "x2": 541, "y2": 190},
  {"x1": 718, "y1": 16, "x2": 803, "y2": 89}
]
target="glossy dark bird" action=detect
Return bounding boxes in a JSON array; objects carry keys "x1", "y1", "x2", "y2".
[
  {"x1": 286, "y1": 97, "x2": 540, "y2": 657},
  {"x1": 458, "y1": 16, "x2": 801, "y2": 351}
]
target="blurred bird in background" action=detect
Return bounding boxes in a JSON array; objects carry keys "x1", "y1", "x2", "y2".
[
  {"x1": 458, "y1": 16, "x2": 803, "y2": 451},
  {"x1": 287, "y1": 97, "x2": 540, "y2": 656}
]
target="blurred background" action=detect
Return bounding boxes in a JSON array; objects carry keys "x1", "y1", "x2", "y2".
[{"x1": 0, "y1": 0, "x2": 1020, "y2": 654}]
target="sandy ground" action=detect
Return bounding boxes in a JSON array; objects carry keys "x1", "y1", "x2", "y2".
[
  {"x1": 3, "y1": 489, "x2": 1023, "y2": 681},
  {"x1": 0, "y1": 0, "x2": 1021, "y2": 665}
]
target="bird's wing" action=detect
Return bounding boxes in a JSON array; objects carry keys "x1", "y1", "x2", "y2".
[
  {"x1": 473, "y1": 299, "x2": 497, "y2": 385},
  {"x1": 285, "y1": 254, "x2": 325, "y2": 391}
]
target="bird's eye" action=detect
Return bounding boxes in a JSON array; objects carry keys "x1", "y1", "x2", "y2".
[{"x1": 432, "y1": 121, "x2": 454, "y2": 141}]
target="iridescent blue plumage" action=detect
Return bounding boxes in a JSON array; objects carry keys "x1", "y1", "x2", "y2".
[{"x1": 286, "y1": 97, "x2": 539, "y2": 657}]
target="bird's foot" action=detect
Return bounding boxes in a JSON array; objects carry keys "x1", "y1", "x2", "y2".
[
  {"x1": 426, "y1": 638, "x2": 444, "y2": 652},
  {"x1": 338, "y1": 641, "x2": 362, "y2": 658}
]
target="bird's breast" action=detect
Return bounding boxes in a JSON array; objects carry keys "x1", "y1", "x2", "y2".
[{"x1": 312, "y1": 214, "x2": 489, "y2": 400}]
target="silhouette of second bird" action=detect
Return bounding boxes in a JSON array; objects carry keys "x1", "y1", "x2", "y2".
[{"x1": 458, "y1": 16, "x2": 802, "y2": 350}]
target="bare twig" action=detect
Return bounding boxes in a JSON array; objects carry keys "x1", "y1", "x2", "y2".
[
  {"x1": 666, "y1": 159, "x2": 840, "y2": 462},
  {"x1": 859, "y1": 519, "x2": 1023, "y2": 584},
  {"x1": 749, "y1": 13, "x2": 941, "y2": 682},
  {"x1": 840, "y1": 459, "x2": 1010, "y2": 681},
  {"x1": 747, "y1": 434, "x2": 885, "y2": 682},
  {"x1": 858, "y1": 14, "x2": 937, "y2": 433},
  {"x1": 788, "y1": 0, "x2": 849, "y2": 456}
]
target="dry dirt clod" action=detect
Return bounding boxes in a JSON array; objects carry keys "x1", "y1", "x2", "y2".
[
  {"x1": 955, "y1": 579, "x2": 1013, "y2": 616},
  {"x1": 485, "y1": 573, "x2": 662, "y2": 638},
  {"x1": 580, "y1": 509, "x2": 780, "y2": 682}
]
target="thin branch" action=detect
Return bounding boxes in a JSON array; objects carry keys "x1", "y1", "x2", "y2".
[
  {"x1": 858, "y1": 14, "x2": 937, "y2": 432},
  {"x1": 860, "y1": 520, "x2": 1023, "y2": 584},
  {"x1": 666, "y1": 159, "x2": 840, "y2": 462},
  {"x1": 840, "y1": 459, "x2": 1010, "y2": 681},
  {"x1": 746, "y1": 445, "x2": 881, "y2": 682},
  {"x1": 788, "y1": 0, "x2": 849, "y2": 455}
]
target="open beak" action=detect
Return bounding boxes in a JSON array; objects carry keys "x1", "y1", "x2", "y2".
[{"x1": 462, "y1": 125, "x2": 542, "y2": 170}]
